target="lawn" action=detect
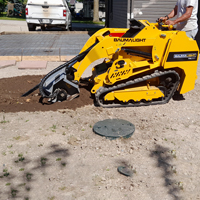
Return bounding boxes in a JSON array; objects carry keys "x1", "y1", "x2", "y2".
[
  {"x1": 0, "y1": 13, "x2": 26, "y2": 21},
  {"x1": 72, "y1": 20, "x2": 105, "y2": 25},
  {"x1": 0, "y1": 16, "x2": 26, "y2": 21}
]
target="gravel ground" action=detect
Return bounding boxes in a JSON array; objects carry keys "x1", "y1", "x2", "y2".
[{"x1": 0, "y1": 60, "x2": 200, "y2": 200}]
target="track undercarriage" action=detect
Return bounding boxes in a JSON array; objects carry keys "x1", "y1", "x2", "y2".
[{"x1": 95, "y1": 70, "x2": 180, "y2": 108}]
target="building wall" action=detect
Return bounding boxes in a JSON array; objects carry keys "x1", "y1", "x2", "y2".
[
  {"x1": 106, "y1": 0, "x2": 178, "y2": 28},
  {"x1": 127, "y1": 0, "x2": 134, "y2": 28},
  {"x1": 106, "y1": 0, "x2": 128, "y2": 28}
]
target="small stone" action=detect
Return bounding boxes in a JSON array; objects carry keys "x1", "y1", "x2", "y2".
[
  {"x1": 76, "y1": 137, "x2": 81, "y2": 141},
  {"x1": 117, "y1": 150, "x2": 121, "y2": 155},
  {"x1": 26, "y1": 99, "x2": 31, "y2": 103}
]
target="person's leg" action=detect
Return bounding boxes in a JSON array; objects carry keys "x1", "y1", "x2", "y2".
[{"x1": 185, "y1": 28, "x2": 198, "y2": 39}]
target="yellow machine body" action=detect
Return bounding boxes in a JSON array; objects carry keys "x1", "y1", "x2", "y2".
[
  {"x1": 68, "y1": 19, "x2": 199, "y2": 107},
  {"x1": 35, "y1": 19, "x2": 199, "y2": 107}
]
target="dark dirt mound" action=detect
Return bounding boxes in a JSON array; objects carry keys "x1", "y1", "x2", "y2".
[{"x1": 0, "y1": 75, "x2": 93, "y2": 113}]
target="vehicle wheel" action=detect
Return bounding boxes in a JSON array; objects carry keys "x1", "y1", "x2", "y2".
[
  {"x1": 63, "y1": 24, "x2": 71, "y2": 31},
  {"x1": 41, "y1": 26, "x2": 46, "y2": 31},
  {"x1": 57, "y1": 89, "x2": 67, "y2": 101},
  {"x1": 28, "y1": 23, "x2": 36, "y2": 31},
  {"x1": 68, "y1": 25, "x2": 72, "y2": 31},
  {"x1": 61, "y1": 25, "x2": 67, "y2": 31}
]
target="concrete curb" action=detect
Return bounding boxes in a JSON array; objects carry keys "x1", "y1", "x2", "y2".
[
  {"x1": 0, "y1": 55, "x2": 76, "y2": 62},
  {"x1": 0, "y1": 31, "x2": 94, "y2": 35},
  {"x1": 0, "y1": 56, "x2": 22, "y2": 62}
]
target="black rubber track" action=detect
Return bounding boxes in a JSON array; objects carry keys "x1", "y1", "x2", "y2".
[{"x1": 95, "y1": 70, "x2": 180, "y2": 108}]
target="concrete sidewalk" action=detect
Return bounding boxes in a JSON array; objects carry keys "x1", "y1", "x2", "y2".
[
  {"x1": 0, "y1": 59, "x2": 102, "y2": 78},
  {"x1": 0, "y1": 20, "x2": 28, "y2": 32}
]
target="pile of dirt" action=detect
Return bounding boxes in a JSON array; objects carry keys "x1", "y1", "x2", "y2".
[{"x1": 0, "y1": 75, "x2": 93, "y2": 113}]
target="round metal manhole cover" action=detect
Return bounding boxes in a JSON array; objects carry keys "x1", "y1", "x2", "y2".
[{"x1": 93, "y1": 119, "x2": 135, "y2": 140}]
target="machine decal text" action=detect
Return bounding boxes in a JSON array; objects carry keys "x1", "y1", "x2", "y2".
[
  {"x1": 114, "y1": 38, "x2": 146, "y2": 42},
  {"x1": 110, "y1": 69, "x2": 131, "y2": 78},
  {"x1": 174, "y1": 53, "x2": 197, "y2": 60},
  {"x1": 167, "y1": 51, "x2": 198, "y2": 62}
]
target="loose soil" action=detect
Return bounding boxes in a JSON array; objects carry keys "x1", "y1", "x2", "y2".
[{"x1": 0, "y1": 75, "x2": 93, "y2": 113}]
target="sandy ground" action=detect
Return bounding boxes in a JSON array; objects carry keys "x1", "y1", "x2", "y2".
[{"x1": 0, "y1": 60, "x2": 200, "y2": 200}]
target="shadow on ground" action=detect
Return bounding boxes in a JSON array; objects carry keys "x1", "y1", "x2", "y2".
[
  {"x1": 150, "y1": 145, "x2": 182, "y2": 200},
  {"x1": 0, "y1": 144, "x2": 70, "y2": 199},
  {"x1": 172, "y1": 91, "x2": 185, "y2": 101}
]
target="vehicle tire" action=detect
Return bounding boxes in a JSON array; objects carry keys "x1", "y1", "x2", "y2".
[
  {"x1": 28, "y1": 23, "x2": 36, "y2": 31},
  {"x1": 63, "y1": 24, "x2": 71, "y2": 31},
  {"x1": 68, "y1": 24, "x2": 72, "y2": 31},
  {"x1": 41, "y1": 26, "x2": 46, "y2": 31},
  {"x1": 61, "y1": 25, "x2": 66, "y2": 31},
  {"x1": 57, "y1": 89, "x2": 67, "y2": 101}
]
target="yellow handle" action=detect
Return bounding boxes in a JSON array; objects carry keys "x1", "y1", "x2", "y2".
[{"x1": 162, "y1": 25, "x2": 174, "y2": 30}]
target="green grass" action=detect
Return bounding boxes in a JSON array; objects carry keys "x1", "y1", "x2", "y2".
[
  {"x1": 72, "y1": 19, "x2": 105, "y2": 25},
  {"x1": 26, "y1": 173, "x2": 32, "y2": 180},
  {"x1": 13, "y1": 136, "x2": 21, "y2": 140},
  {"x1": 3, "y1": 168, "x2": 9, "y2": 177},
  {"x1": 48, "y1": 196, "x2": 55, "y2": 200},
  {"x1": 0, "y1": 13, "x2": 25, "y2": 21},
  {"x1": 0, "y1": 16, "x2": 26, "y2": 21},
  {"x1": 50, "y1": 125, "x2": 57, "y2": 132},
  {"x1": 59, "y1": 186, "x2": 66, "y2": 191},
  {"x1": 18, "y1": 153, "x2": 25, "y2": 162},
  {"x1": 0, "y1": 14, "x2": 104, "y2": 23},
  {"x1": 41, "y1": 157, "x2": 47, "y2": 166},
  {"x1": 0, "y1": 116, "x2": 9, "y2": 124}
]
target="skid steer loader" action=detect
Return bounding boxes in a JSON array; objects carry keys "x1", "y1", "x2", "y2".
[{"x1": 23, "y1": 19, "x2": 199, "y2": 108}]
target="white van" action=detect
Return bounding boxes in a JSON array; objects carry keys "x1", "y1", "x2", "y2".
[{"x1": 25, "y1": 0, "x2": 72, "y2": 31}]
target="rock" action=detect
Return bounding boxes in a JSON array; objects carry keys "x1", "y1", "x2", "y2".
[
  {"x1": 129, "y1": 149, "x2": 133, "y2": 154},
  {"x1": 129, "y1": 186, "x2": 134, "y2": 191}
]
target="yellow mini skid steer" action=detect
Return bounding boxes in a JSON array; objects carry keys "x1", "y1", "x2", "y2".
[{"x1": 23, "y1": 19, "x2": 199, "y2": 108}]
